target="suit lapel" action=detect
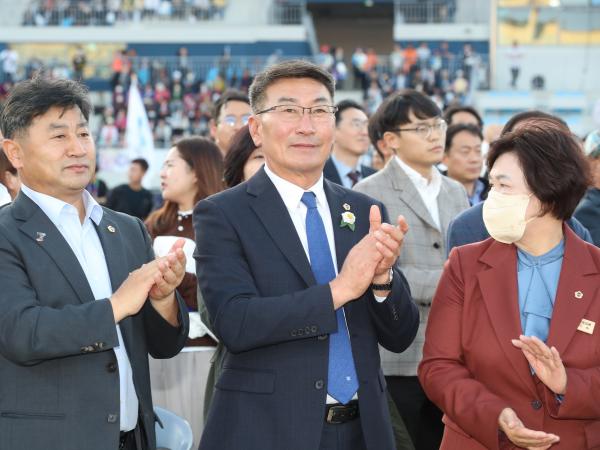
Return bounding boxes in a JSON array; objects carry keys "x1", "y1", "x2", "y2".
[
  {"x1": 437, "y1": 180, "x2": 457, "y2": 236},
  {"x1": 248, "y1": 170, "x2": 315, "y2": 286},
  {"x1": 324, "y1": 180, "x2": 355, "y2": 274},
  {"x1": 15, "y1": 193, "x2": 95, "y2": 304},
  {"x1": 388, "y1": 159, "x2": 439, "y2": 231},
  {"x1": 94, "y1": 212, "x2": 129, "y2": 298},
  {"x1": 547, "y1": 226, "x2": 599, "y2": 354},
  {"x1": 323, "y1": 158, "x2": 343, "y2": 185},
  {"x1": 477, "y1": 241, "x2": 538, "y2": 396}
]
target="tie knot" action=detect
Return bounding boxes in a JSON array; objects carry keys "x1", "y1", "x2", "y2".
[
  {"x1": 301, "y1": 191, "x2": 317, "y2": 209},
  {"x1": 347, "y1": 170, "x2": 360, "y2": 186}
]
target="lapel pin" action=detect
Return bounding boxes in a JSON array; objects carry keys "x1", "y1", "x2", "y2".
[
  {"x1": 107, "y1": 225, "x2": 116, "y2": 233},
  {"x1": 36, "y1": 232, "x2": 46, "y2": 243},
  {"x1": 343, "y1": 203, "x2": 351, "y2": 211},
  {"x1": 574, "y1": 291, "x2": 583, "y2": 299},
  {"x1": 577, "y1": 318, "x2": 595, "y2": 335}
]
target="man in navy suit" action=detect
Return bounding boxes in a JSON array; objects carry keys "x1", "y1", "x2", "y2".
[
  {"x1": 323, "y1": 99, "x2": 376, "y2": 187},
  {"x1": 194, "y1": 60, "x2": 419, "y2": 450}
]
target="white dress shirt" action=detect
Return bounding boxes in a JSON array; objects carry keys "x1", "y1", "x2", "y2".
[
  {"x1": 395, "y1": 156, "x2": 442, "y2": 230},
  {"x1": 20, "y1": 184, "x2": 139, "y2": 432},
  {"x1": 0, "y1": 183, "x2": 10, "y2": 206},
  {"x1": 264, "y1": 165, "x2": 367, "y2": 404}
]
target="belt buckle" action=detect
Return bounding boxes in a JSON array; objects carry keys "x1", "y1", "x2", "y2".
[{"x1": 326, "y1": 405, "x2": 344, "y2": 424}]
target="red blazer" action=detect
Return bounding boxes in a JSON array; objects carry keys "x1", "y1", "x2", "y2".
[{"x1": 418, "y1": 225, "x2": 600, "y2": 449}]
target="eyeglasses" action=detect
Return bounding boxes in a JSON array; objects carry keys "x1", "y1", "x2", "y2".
[
  {"x1": 392, "y1": 120, "x2": 447, "y2": 139},
  {"x1": 255, "y1": 104, "x2": 338, "y2": 123},
  {"x1": 221, "y1": 114, "x2": 251, "y2": 127},
  {"x1": 343, "y1": 118, "x2": 369, "y2": 130}
]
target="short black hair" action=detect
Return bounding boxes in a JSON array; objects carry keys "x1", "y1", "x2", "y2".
[
  {"x1": 131, "y1": 158, "x2": 149, "y2": 172},
  {"x1": 368, "y1": 89, "x2": 441, "y2": 141},
  {"x1": 335, "y1": 99, "x2": 365, "y2": 126},
  {"x1": 0, "y1": 76, "x2": 92, "y2": 139},
  {"x1": 212, "y1": 89, "x2": 250, "y2": 122},
  {"x1": 223, "y1": 125, "x2": 259, "y2": 187},
  {"x1": 487, "y1": 125, "x2": 590, "y2": 220},
  {"x1": 249, "y1": 59, "x2": 335, "y2": 112},
  {"x1": 443, "y1": 105, "x2": 483, "y2": 129},
  {"x1": 445, "y1": 123, "x2": 483, "y2": 153}
]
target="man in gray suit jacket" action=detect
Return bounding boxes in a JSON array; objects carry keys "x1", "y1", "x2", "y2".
[
  {"x1": 0, "y1": 77, "x2": 189, "y2": 450},
  {"x1": 354, "y1": 90, "x2": 469, "y2": 450}
]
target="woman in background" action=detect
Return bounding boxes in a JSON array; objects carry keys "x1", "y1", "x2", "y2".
[{"x1": 145, "y1": 136, "x2": 224, "y2": 346}]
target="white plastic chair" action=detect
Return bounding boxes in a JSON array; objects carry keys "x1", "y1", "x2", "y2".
[{"x1": 154, "y1": 406, "x2": 194, "y2": 450}]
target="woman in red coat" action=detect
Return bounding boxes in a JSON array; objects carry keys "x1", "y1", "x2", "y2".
[{"x1": 419, "y1": 122, "x2": 600, "y2": 449}]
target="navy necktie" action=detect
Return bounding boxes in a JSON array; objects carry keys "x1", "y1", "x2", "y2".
[
  {"x1": 347, "y1": 170, "x2": 360, "y2": 187},
  {"x1": 301, "y1": 191, "x2": 358, "y2": 404}
]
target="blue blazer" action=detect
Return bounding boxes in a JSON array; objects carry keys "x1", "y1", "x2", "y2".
[
  {"x1": 194, "y1": 168, "x2": 419, "y2": 450},
  {"x1": 446, "y1": 201, "x2": 593, "y2": 256},
  {"x1": 323, "y1": 157, "x2": 376, "y2": 186}
]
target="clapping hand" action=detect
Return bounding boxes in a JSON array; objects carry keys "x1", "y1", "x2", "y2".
[
  {"x1": 368, "y1": 205, "x2": 408, "y2": 281},
  {"x1": 149, "y1": 238, "x2": 187, "y2": 303},
  {"x1": 498, "y1": 407, "x2": 559, "y2": 449},
  {"x1": 512, "y1": 335, "x2": 567, "y2": 395}
]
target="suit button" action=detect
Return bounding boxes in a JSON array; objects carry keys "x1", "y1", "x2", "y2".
[
  {"x1": 311, "y1": 325, "x2": 317, "y2": 333},
  {"x1": 433, "y1": 242, "x2": 441, "y2": 249},
  {"x1": 297, "y1": 328, "x2": 304, "y2": 336},
  {"x1": 531, "y1": 400, "x2": 542, "y2": 410},
  {"x1": 317, "y1": 334, "x2": 328, "y2": 341},
  {"x1": 107, "y1": 413, "x2": 118, "y2": 423},
  {"x1": 305, "y1": 326, "x2": 311, "y2": 335},
  {"x1": 315, "y1": 380, "x2": 324, "y2": 390},
  {"x1": 106, "y1": 362, "x2": 117, "y2": 373},
  {"x1": 291, "y1": 330, "x2": 297, "y2": 337}
]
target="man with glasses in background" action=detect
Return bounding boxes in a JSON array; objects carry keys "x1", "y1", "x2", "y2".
[
  {"x1": 194, "y1": 60, "x2": 419, "y2": 450},
  {"x1": 323, "y1": 100, "x2": 375, "y2": 187},
  {"x1": 209, "y1": 89, "x2": 252, "y2": 155},
  {"x1": 354, "y1": 90, "x2": 469, "y2": 450}
]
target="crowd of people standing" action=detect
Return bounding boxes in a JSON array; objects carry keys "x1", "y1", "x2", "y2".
[{"x1": 1, "y1": 57, "x2": 600, "y2": 450}]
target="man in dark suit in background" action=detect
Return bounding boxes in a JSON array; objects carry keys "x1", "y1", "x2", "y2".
[
  {"x1": 194, "y1": 60, "x2": 419, "y2": 450},
  {"x1": 323, "y1": 99, "x2": 375, "y2": 187},
  {"x1": 0, "y1": 77, "x2": 189, "y2": 450}
]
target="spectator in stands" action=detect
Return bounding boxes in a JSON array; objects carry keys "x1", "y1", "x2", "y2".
[
  {"x1": 443, "y1": 104, "x2": 483, "y2": 129},
  {"x1": 390, "y1": 44, "x2": 404, "y2": 76},
  {"x1": 105, "y1": 157, "x2": 154, "y2": 220},
  {"x1": 351, "y1": 47, "x2": 367, "y2": 90},
  {"x1": 0, "y1": 45, "x2": 18, "y2": 84},
  {"x1": 98, "y1": 116, "x2": 120, "y2": 148},
  {"x1": 574, "y1": 129, "x2": 600, "y2": 245},
  {"x1": 354, "y1": 89, "x2": 469, "y2": 450},
  {"x1": 416, "y1": 42, "x2": 431, "y2": 69},
  {"x1": 209, "y1": 89, "x2": 251, "y2": 155},
  {"x1": 442, "y1": 124, "x2": 488, "y2": 205},
  {"x1": 71, "y1": 45, "x2": 87, "y2": 80},
  {"x1": 508, "y1": 40, "x2": 523, "y2": 89},
  {"x1": 146, "y1": 136, "x2": 223, "y2": 348},
  {"x1": 324, "y1": 100, "x2": 374, "y2": 187}
]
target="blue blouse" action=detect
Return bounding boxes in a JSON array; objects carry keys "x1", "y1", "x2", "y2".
[{"x1": 517, "y1": 240, "x2": 565, "y2": 342}]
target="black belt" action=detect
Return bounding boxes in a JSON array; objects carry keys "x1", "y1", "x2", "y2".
[{"x1": 325, "y1": 400, "x2": 359, "y2": 424}]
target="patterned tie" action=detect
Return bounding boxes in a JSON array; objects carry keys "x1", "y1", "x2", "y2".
[
  {"x1": 301, "y1": 192, "x2": 359, "y2": 404},
  {"x1": 347, "y1": 170, "x2": 360, "y2": 187}
]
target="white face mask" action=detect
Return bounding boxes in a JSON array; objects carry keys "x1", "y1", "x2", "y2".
[{"x1": 482, "y1": 190, "x2": 534, "y2": 244}]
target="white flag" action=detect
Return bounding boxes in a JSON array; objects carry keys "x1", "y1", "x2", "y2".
[{"x1": 125, "y1": 77, "x2": 155, "y2": 186}]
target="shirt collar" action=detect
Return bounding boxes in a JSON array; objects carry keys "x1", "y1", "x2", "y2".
[
  {"x1": 331, "y1": 154, "x2": 360, "y2": 177},
  {"x1": 20, "y1": 184, "x2": 104, "y2": 226},
  {"x1": 395, "y1": 156, "x2": 441, "y2": 190},
  {"x1": 263, "y1": 164, "x2": 328, "y2": 211}
]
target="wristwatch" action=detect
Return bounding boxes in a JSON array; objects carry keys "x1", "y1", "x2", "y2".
[{"x1": 370, "y1": 268, "x2": 393, "y2": 291}]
